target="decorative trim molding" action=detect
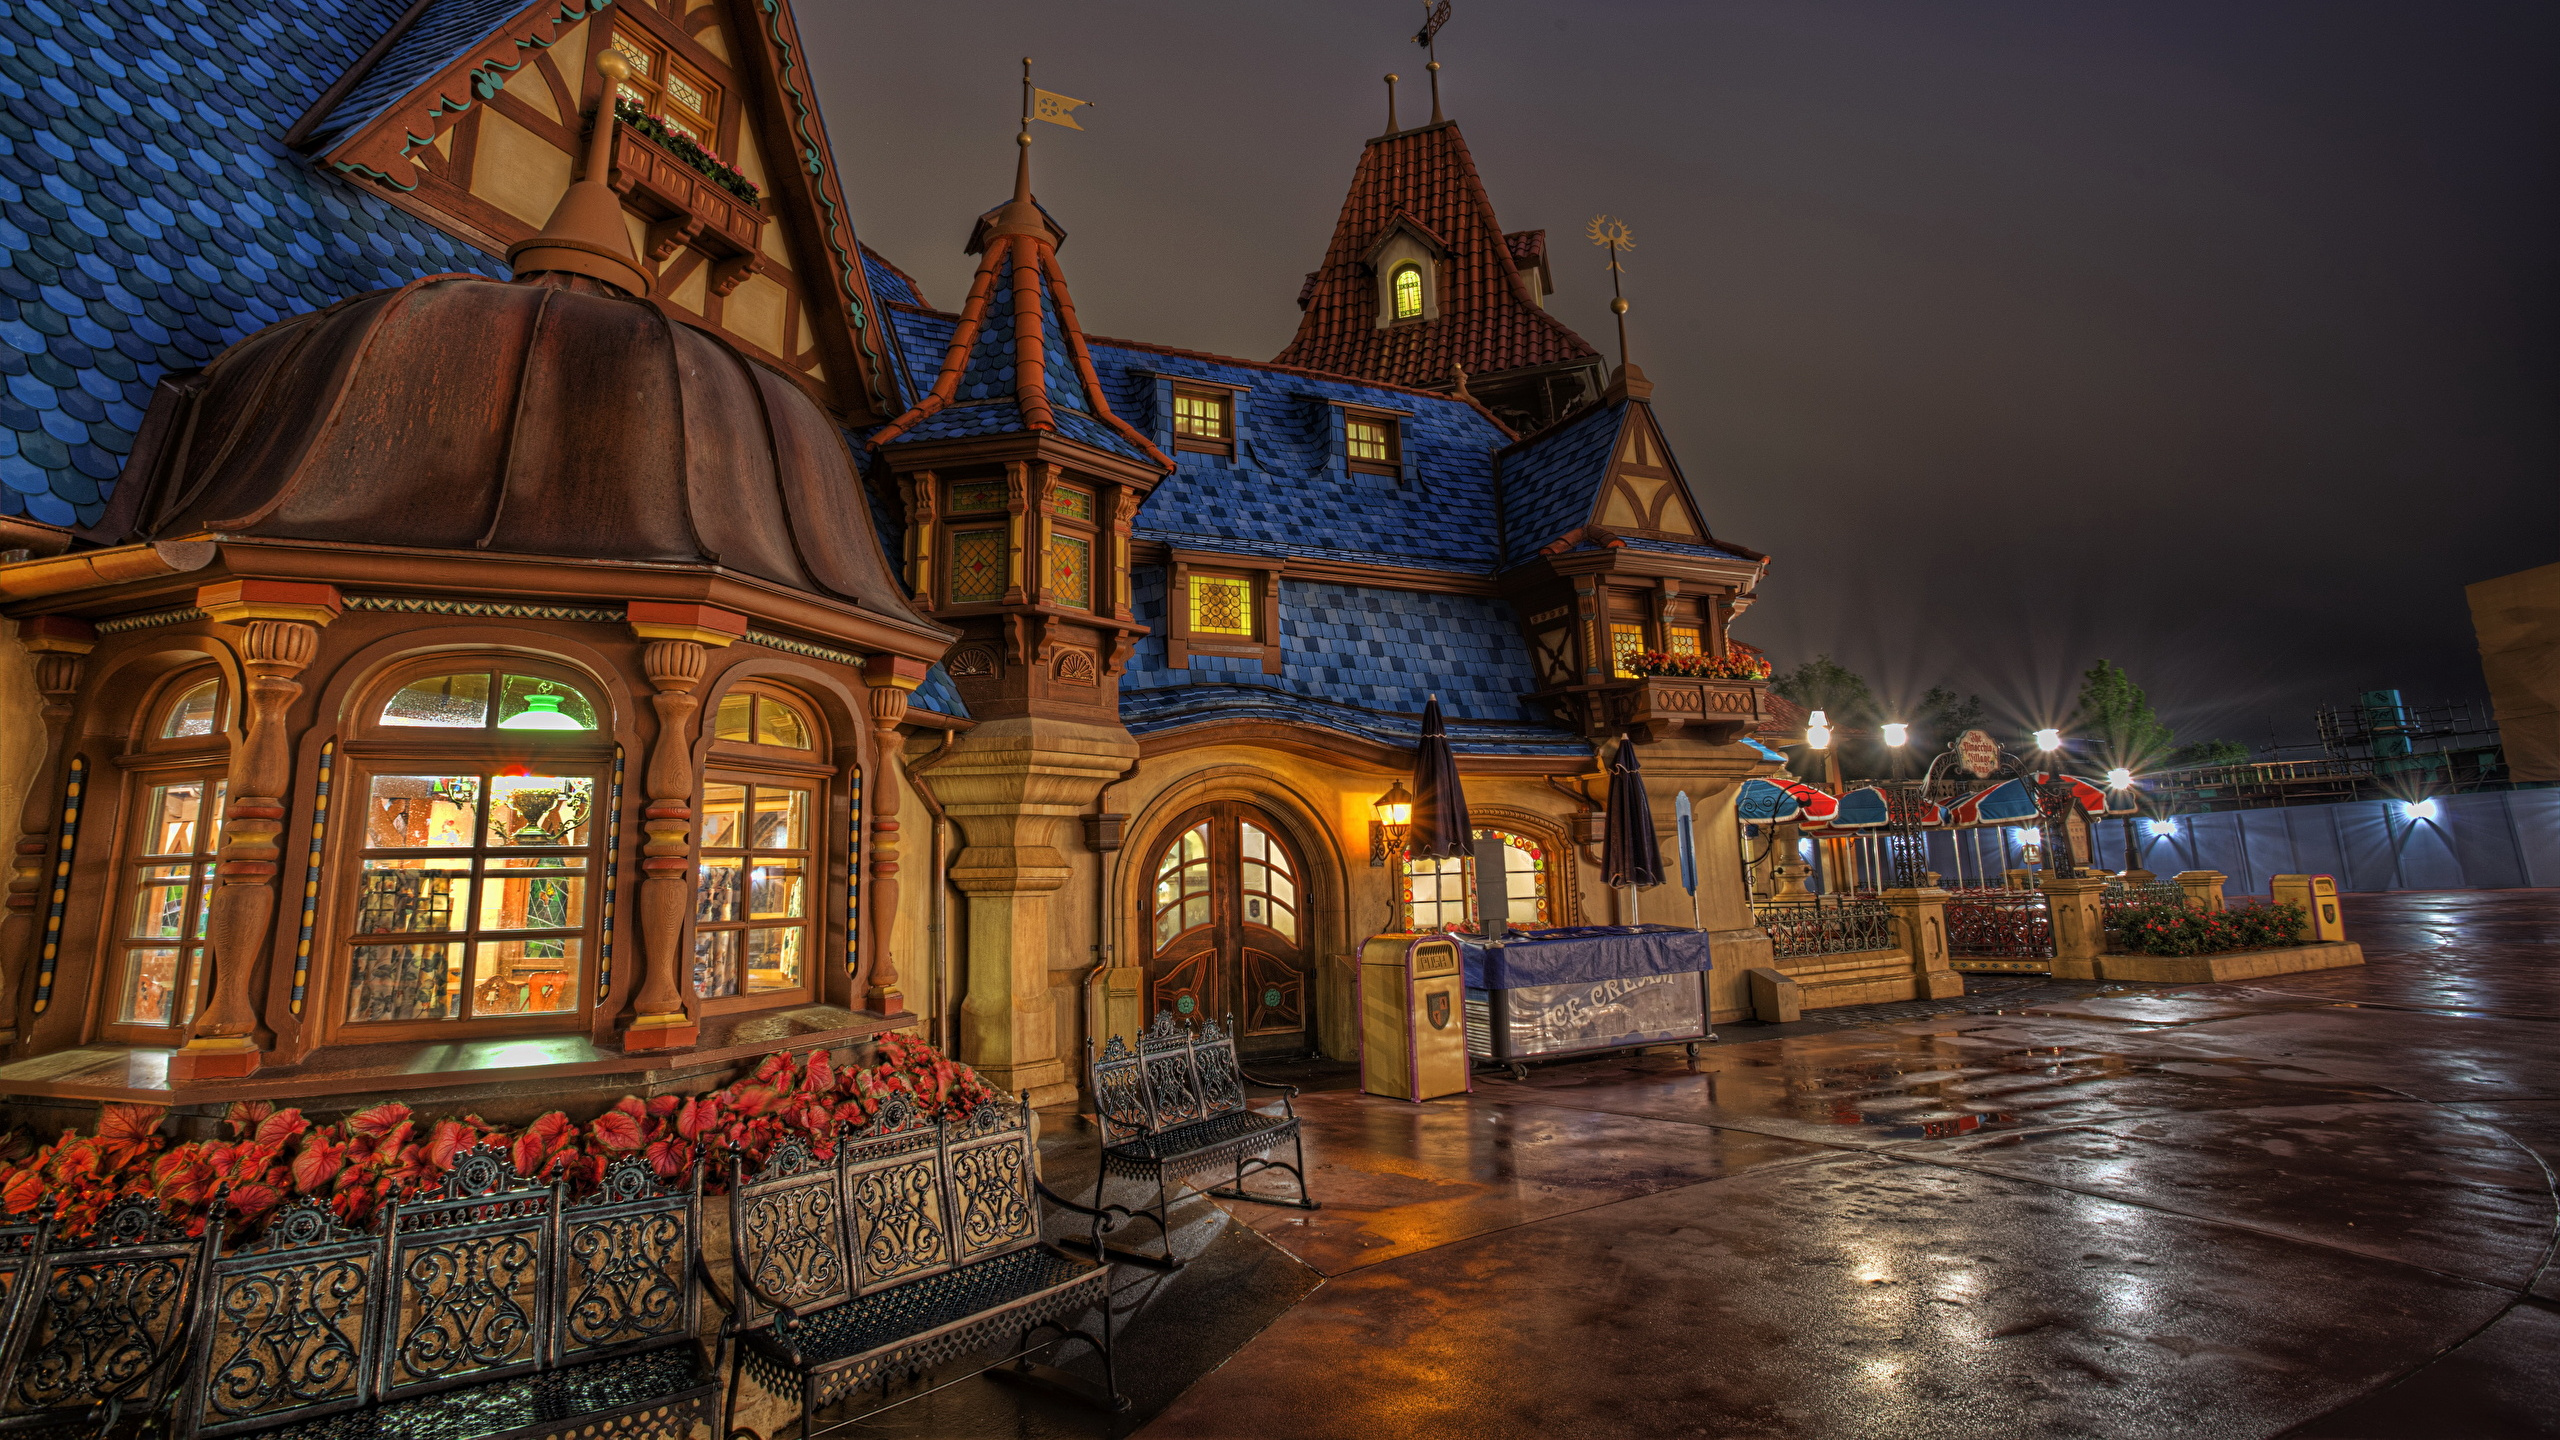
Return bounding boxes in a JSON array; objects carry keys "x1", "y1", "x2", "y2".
[
  {"x1": 341, "y1": 595, "x2": 624, "y2": 623},
  {"x1": 30, "y1": 756, "x2": 84, "y2": 1016},
  {"x1": 289, "y1": 741, "x2": 335, "y2": 1015},
  {"x1": 600, "y1": 743, "x2": 624, "y2": 999},
  {"x1": 95, "y1": 607, "x2": 208, "y2": 635},
  {"x1": 744, "y1": 628, "x2": 868, "y2": 668},
  {"x1": 843, "y1": 764, "x2": 861, "y2": 981}
]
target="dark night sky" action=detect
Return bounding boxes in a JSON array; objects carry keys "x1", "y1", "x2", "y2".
[{"x1": 804, "y1": 2, "x2": 2560, "y2": 753}]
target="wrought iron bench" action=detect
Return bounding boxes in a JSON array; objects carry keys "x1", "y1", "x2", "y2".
[
  {"x1": 167, "y1": 1146, "x2": 718, "y2": 1440},
  {"x1": 1081, "y1": 1012, "x2": 1317, "y2": 1272},
  {"x1": 723, "y1": 1092, "x2": 1122, "y2": 1435},
  {"x1": 0, "y1": 1198, "x2": 211, "y2": 1439}
]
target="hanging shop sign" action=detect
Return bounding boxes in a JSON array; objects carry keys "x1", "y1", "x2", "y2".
[{"x1": 1957, "y1": 729, "x2": 2001, "y2": 779}]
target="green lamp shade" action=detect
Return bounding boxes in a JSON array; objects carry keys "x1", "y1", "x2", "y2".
[{"x1": 500, "y1": 694, "x2": 586, "y2": 731}]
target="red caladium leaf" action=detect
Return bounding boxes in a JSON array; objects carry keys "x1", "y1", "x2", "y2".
[
  {"x1": 647, "y1": 1094, "x2": 683, "y2": 1118},
  {"x1": 645, "y1": 1137, "x2": 691, "y2": 1181},
  {"x1": 724, "y1": 1084, "x2": 777, "y2": 1118},
  {"x1": 347, "y1": 1102, "x2": 412, "y2": 1139},
  {"x1": 223, "y1": 1100, "x2": 274, "y2": 1139},
  {"x1": 675, "y1": 1098, "x2": 718, "y2": 1141},
  {"x1": 588, "y1": 1111, "x2": 644, "y2": 1152},
  {"x1": 511, "y1": 1112, "x2": 573, "y2": 1176},
  {"x1": 610, "y1": 1096, "x2": 647, "y2": 1122},
  {"x1": 98, "y1": 1103, "x2": 166, "y2": 1145},
  {"x1": 254, "y1": 1108, "x2": 310, "y2": 1148},
  {"x1": 426, "y1": 1119, "x2": 478, "y2": 1169},
  {"x1": 227, "y1": 1182, "x2": 283, "y2": 1218},
  {"x1": 752, "y1": 1051, "x2": 794, "y2": 1093},
  {"x1": 292, "y1": 1135, "x2": 351, "y2": 1195},
  {"x1": 804, "y1": 1049, "x2": 834, "y2": 1094}
]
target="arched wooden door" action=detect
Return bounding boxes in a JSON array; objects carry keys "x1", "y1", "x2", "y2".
[{"x1": 1143, "y1": 801, "x2": 1313, "y2": 1058}]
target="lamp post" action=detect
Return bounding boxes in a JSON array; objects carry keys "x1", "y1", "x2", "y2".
[
  {"x1": 2106, "y1": 766, "x2": 2145, "y2": 881},
  {"x1": 1369, "y1": 780, "x2": 1413, "y2": 865},
  {"x1": 2032, "y1": 729, "x2": 2079, "y2": 880}
]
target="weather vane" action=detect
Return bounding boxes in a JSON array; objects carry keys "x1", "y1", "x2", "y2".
[
  {"x1": 1414, "y1": 1, "x2": 1452, "y2": 123},
  {"x1": 1589, "y1": 215, "x2": 1636, "y2": 371}
]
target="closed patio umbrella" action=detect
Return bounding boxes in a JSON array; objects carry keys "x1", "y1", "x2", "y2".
[
  {"x1": 1405, "y1": 695, "x2": 1472, "y2": 862},
  {"x1": 1602, "y1": 733, "x2": 1664, "y2": 920}
]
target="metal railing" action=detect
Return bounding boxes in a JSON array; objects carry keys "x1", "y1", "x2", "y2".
[
  {"x1": 1945, "y1": 891, "x2": 2053, "y2": 958},
  {"x1": 2104, "y1": 881, "x2": 2188, "y2": 909},
  {"x1": 1754, "y1": 896, "x2": 1898, "y2": 958}
]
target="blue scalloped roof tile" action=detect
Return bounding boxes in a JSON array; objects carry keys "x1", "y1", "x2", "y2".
[
  {"x1": 0, "y1": 0, "x2": 506, "y2": 525},
  {"x1": 861, "y1": 247, "x2": 920, "y2": 307},
  {"x1": 299, "y1": 0, "x2": 561, "y2": 154},
  {"x1": 1497, "y1": 400, "x2": 1622, "y2": 566},
  {"x1": 909, "y1": 661, "x2": 970, "y2": 719}
]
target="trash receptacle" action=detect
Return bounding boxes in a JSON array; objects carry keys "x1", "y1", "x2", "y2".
[
  {"x1": 1359, "y1": 933, "x2": 1471, "y2": 1102},
  {"x1": 2270, "y1": 875, "x2": 2344, "y2": 941}
]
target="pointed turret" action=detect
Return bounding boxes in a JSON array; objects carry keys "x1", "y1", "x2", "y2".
[{"x1": 1276, "y1": 114, "x2": 1603, "y2": 434}]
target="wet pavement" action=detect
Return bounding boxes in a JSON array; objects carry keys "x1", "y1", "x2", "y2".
[{"x1": 805, "y1": 890, "x2": 2560, "y2": 1439}]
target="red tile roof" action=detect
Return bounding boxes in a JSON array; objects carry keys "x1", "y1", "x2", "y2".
[{"x1": 1274, "y1": 121, "x2": 1599, "y2": 390}]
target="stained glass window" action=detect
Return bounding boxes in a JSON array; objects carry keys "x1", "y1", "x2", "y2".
[
  {"x1": 1189, "y1": 574, "x2": 1254, "y2": 636},
  {"x1": 1346, "y1": 416, "x2": 1395, "y2": 464},
  {"x1": 1400, "y1": 830, "x2": 1551, "y2": 932},
  {"x1": 1611, "y1": 624, "x2": 1646, "y2": 678},
  {"x1": 611, "y1": 29, "x2": 719, "y2": 144},
  {"x1": 1392, "y1": 264, "x2": 1424, "y2": 320},
  {"x1": 713, "y1": 689, "x2": 813, "y2": 750},
  {"x1": 1667, "y1": 626, "x2": 1702, "y2": 657},
  {"x1": 1052, "y1": 486, "x2": 1095, "y2": 522},
  {"x1": 1174, "y1": 391, "x2": 1229, "y2": 440},
  {"x1": 1048, "y1": 534, "x2": 1091, "y2": 610},
  {"x1": 948, "y1": 528, "x2": 1006, "y2": 604},
  {"x1": 948, "y1": 480, "x2": 1007, "y2": 514}
]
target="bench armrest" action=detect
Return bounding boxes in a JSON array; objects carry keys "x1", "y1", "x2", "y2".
[
  {"x1": 1036, "y1": 1178, "x2": 1132, "y2": 1256},
  {"x1": 694, "y1": 1251, "x2": 737, "y2": 1321},
  {"x1": 1238, "y1": 1068, "x2": 1300, "y2": 1116}
]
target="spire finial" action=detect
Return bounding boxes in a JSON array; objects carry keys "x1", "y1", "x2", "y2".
[
  {"x1": 1384, "y1": 73, "x2": 1400, "y2": 133},
  {"x1": 1415, "y1": 0, "x2": 1451, "y2": 122},
  {"x1": 1588, "y1": 214, "x2": 1637, "y2": 374},
  {"x1": 506, "y1": 48, "x2": 650, "y2": 297},
  {"x1": 990, "y1": 56, "x2": 1045, "y2": 240}
]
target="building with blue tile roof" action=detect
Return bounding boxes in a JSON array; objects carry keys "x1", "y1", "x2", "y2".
[{"x1": 0, "y1": 1, "x2": 1809, "y2": 1116}]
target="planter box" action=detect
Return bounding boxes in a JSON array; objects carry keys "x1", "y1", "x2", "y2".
[
  {"x1": 1607, "y1": 676, "x2": 1768, "y2": 744},
  {"x1": 2095, "y1": 940, "x2": 2363, "y2": 984},
  {"x1": 609, "y1": 128, "x2": 766, "y2": 287}
]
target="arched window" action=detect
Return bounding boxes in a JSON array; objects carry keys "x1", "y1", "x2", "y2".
[
  {"x1": 1402, "y1": 829, "x2": 1551, "y2": 932},
  {"x1": 1391, "y1": 263, "x2": 1424, "y2": 321},
  {"x1": 1152, "y1": 821, "x2": 1211, "y2": 949},
  {"x1": 337, "y1": 661, "x2": 608, "y2": 1036},
  {"x1": 99, "y1": 667, "x2": 231, "y2": 1044},
  {"x1": 694, "y1": 682, "x2": 826, "y2": 1008}
]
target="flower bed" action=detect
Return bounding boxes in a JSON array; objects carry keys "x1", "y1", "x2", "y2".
[
  {"x1": 1622, "y1": 650, "x2": 1773, "y2": 681},
  {"x1": 615, "y1": 100, "x2": 759, "y2": 202},
  {"x1": 0, "y1": 1031, "x2": 990, "y2": 1242},
  {"x1": 2105, "y1": 899, "x2": 2306, "y2": 957}
]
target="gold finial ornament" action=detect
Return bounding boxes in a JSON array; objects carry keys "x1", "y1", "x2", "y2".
[
  {"x1": 1385, "y1": 73, "x2": 1400, "y2": 133},
  {"x1": 1415, "y1": 0, "x2": 1451, "y2": 122},
  {"x1": 507, "y1": 48, "x2": 649, "y2": 297},
  {"x1": 1588, "y1": 214, "x2": 1638, "y2": 376}
]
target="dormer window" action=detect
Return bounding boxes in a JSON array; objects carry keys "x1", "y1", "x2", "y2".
[
  {"x1": 610, "y1": 29, "x2": 720, "y2": 143},
  {"x1": 1391, "y1": 264, "x2": 1424, "y2": 321},
  {"x1": 1173, "y1": 388, "x2": 1234, "y2": 456},
  {"x1": 1345, "y1": 413, "x2": 1400, "y2": 476}
]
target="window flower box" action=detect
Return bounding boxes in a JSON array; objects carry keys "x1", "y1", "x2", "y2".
[{"x1": 607, "y1": 119, "x2": 766, "y2": 293}]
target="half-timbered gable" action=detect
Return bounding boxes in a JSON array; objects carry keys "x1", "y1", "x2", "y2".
[{"x1": 295, "y1": 0, "x2": 898, "y2": 419}]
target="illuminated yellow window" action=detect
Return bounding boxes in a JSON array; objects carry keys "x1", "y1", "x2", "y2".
[
  {"x1": 1666, "y1": 626, "x2": 1701, "y2": 657},
  {"x1": 1346, "y1": 417, "x2": 1394, "y2": 464},
  {"x1": 1047, "y1": 534, "x2": 1091, "y2": 610},
  {"x1": 610, "y1": 29, "x2": 719, "y2": 143},
  {"x1": 1392, "y1": 264, "x2": 1423, "y2": 320},
  {"x1": 1173, "y1": 391, "x2": 1228, "y2": 440},
  {"x1": 947, "y1": 528, "x2": 1005, "y2": 604},
  {"x1": 1611, "y1": 624, "x2": 1646, "y2": 677},
  {"x1": 1190, "y1": 575, "x2": 1254, "y2": 636}
]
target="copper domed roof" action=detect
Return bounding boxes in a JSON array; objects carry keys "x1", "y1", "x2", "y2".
[{"x1": 103, "y1": 272, "x2": 929, "y2": 625}]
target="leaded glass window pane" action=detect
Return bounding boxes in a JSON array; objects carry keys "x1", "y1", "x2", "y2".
[
  {"x1": 1190, "y1": 575, "x2": 1254, "y2": 636},
  {"x1": 1392, "y1": 264, "x2": 1423, "y2": 319},
  {"x1": 1048, "y1": 534, "x2": 1091, "y2": 610},
  {"x1": 949, "y1": 528, "x2": 1006, "y2": 603}
]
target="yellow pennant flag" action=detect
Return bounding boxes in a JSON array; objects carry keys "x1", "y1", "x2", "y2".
[{"x1": 1032, "y1": 88, "x2": 1089, "y2": 129}]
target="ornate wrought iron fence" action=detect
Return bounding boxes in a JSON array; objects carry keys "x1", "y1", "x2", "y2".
[
  {"x1": 1754, "y1": 896, "x2": 1898, "y2": 958},
  {"x1": 2103, "y1": 881, "x2": 2189, "y2": 910},
  {"x1": 1945, "y1": 891, "x2": 2052, "y2": 958}
]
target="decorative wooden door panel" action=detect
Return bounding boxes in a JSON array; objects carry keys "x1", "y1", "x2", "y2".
[{"x1": 1143, "y1": 802, "x2": 1312, "y2": 1057}]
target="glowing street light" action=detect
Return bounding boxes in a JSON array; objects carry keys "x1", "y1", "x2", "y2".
[
  {"x1": 1882, "y1": 723, "x2": 1908, "y2": 747},
  {"x1": 2033, "y1": 728, "x2": 2062, "y2": 752},
  {"x1": 2403, "y1": 798, "x2": 2440, "y2": 822},
  {"x1": 1805, "y1": 710, "x2": 1832, "y2": 751},
  {"x1": 2105, "y1": 766, "x2": 2133, "y2": 789},
  {"x1": 2149, "y1": 818, "x2": 2179, "y2": 838}
]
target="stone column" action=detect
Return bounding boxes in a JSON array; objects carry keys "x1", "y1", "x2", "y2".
[
  {"x1": 623, "y1": 603, "x2": 745, "y2": 1052},
  {"x1": 0, "y1": 617, "x2": 93, "y2": 1045},
  {"x1": 860, "y1": 654, "x2": 929, "y2": 1017},
  {"x1": 1880, "y1": 886, "x2": 1964, "y2": 999},
  {"x1": 177, "y1": 581, "x2": 339, "y2": 1081},
  {"x1": 931, "y1": 715, "x2": 1139, "y2": 1106},
  {"x1": 2174, "y1": 869, "x2": 2228, "y2": 913},
  {"x1": 2039, "y1": 875, "x2": 2111, "y2": 981},
  {"x1": 1627, "y1": 737, "x2": 1783, "y2": 1022}
]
